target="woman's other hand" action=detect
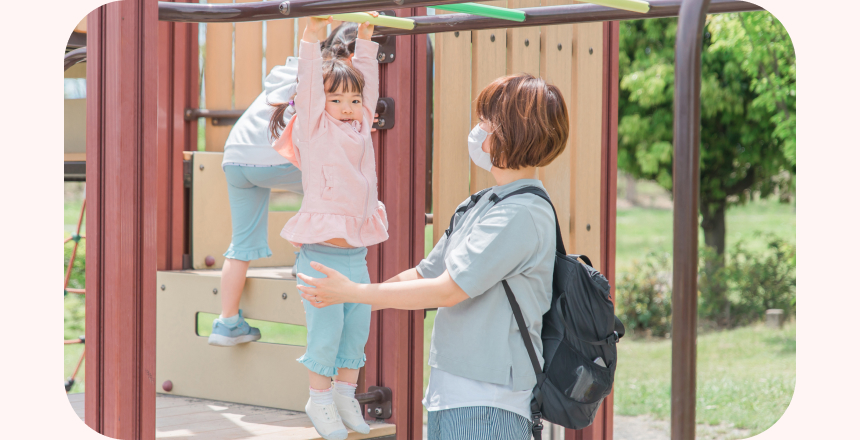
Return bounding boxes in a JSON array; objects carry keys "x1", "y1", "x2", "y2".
[
  {"x1": 303, "y1": 16, "x2": 332, "y2": 43},
  {"x1": 357, "y1": 12, "x2": 378, "y2": 40},
  {"x1": 297, "y1": 261, "x2": 359, "y2": 308}
]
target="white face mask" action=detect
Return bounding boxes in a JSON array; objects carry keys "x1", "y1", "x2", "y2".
[{"x1": 468, "y1": 124, "x2": 494, "y2": 172}]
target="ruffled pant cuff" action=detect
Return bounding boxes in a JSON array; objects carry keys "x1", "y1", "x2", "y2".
[
  {"x1": 223, "y1": 245, "x2": 272, "y2": 262},
  {"x1": 335, "y1": 355, "x2": 366, "y2": 370},
  {"x1": 297, "y1": 354, "x2": 338, "y2": 377}
]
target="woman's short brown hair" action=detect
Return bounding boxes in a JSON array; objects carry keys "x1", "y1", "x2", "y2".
[{"x1": 475, "y1": 74, "x2": 569, "y2": 170}]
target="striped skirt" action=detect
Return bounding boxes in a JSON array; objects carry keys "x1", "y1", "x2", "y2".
[{"x1": 427, "y1": 406, "x2": 533, "y2": 440}]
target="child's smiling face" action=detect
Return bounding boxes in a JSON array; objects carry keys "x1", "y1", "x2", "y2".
[{"x1": 324, "y1": 85, "x2": 363, "y2": 123}]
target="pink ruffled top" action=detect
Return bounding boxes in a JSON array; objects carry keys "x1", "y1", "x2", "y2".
[{"x1": 272, "y1": 39, "x2": 388, "y2": 248}]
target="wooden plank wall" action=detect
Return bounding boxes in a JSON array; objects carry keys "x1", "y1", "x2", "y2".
[
  {"x1": 430, "y1": 9, "x2": 616, "y2": 440},
  {"x1": 203, "y1": 5, "x2": 299, "y2": 152},
  {"x1": 431, "y1": 5, "x2": 606, "y2": 259}
]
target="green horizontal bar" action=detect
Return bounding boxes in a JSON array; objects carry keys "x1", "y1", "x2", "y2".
[
  {"x1": 587, "y1": 0, "x2": 651, "y2": 14},
  {"x1": 430, "y1": 3, "x2": 526, "y2": 23},
  {"x1": 314, "y1": 13, "x2": 416, "y2": 30}
]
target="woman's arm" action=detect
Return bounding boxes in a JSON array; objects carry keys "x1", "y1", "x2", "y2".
[
  {"x1": 383, "y1": 267, "x2": 423, "y2": 284},
  {"x1": 294, "y1": 17, "x2": 331, "y2": 140},
  {"x1": 368, "y1": 268, "x2": 424, "y2": 311},
  {"x1": 298, "y1": 262, "x2": 468, "y2": 310}
]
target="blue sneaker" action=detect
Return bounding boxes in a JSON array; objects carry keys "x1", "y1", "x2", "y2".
[{"x1": 207, "y1": 310, "x2": 261, "y2": 347}]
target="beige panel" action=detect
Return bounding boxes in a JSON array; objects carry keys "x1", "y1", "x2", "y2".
[
  {"x1": 235, "y1": 0, "x2": 264, "y2": 109},
  {"x1": 539, "y1": 0, "x2": 573, "y2": 252},
  {"x1": 506, "y1": 0, "x2": 541, "y2": 75},
  {"x1": 204, "y1": 0, "x2": 234, "y2": 152},
  {"x1": 64, "y1": 62, "x2": 86, "y2": 79},
  {"x1": 64, "y1": 99, "x2": 87, "y2": 155},
  {"x1": 267, "y1": 18, "x2": 296, "y2": 76},
  {"x1": 470, "y1": 1, "x2": 507, "y2": 194},
  {"x1": 65, "y1": 153, "x2": 86, "y2": 162},
  {"x1": 156, "y1": 270, "x2": 309, "y2": 411},
  {"x1": 433, "y1": 31, "x2": 473, "y2": 245},
  {"x1": 191, "y1": 152, "x2": 299, "y2": 270},
  {"x1": 74, "y1": 18, "x2": 87, "y2": 33},
  {"x1": 570, "y1": 23, "x2": 605, "y2": 270}
]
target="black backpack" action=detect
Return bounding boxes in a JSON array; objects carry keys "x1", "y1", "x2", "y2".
[{"x1": 446, "y1": 186, "x2": 625, "y2": 439}]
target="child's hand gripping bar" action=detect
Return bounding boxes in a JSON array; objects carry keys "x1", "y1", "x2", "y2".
[{"x1": 314, "y1": 12, "x2": 416, "y2": 30}]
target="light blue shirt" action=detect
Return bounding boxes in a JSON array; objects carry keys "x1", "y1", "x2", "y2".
[{"x1": 417, "y1": 179, "x2": 556, "y2": 391}]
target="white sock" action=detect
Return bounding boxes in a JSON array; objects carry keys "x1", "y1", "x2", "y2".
[
  {"x1": 310, "y1": 386, "x2": 334, "y2": 405},
  {"x1": 334, "y1": 381, "x2": 357, "y2": 399},
  {"x1": 220, "y1": 313, "x2": 240, "y2": 326}
]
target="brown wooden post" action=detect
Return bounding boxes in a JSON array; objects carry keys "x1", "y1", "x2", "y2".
[
  {"x1": 157, "y1": 0, "x2": 198, "y2": 271},
  {"x1": 566, "y1": 19, "x2": 619, "y2": 440},
  {"x1": 85, "y1": 0, "x2": 159, "y2": 437},
  {"x1": 365, "y1": 8, "x2": 427, "y2": 440},
  {"x1": 672, "y1": 0, "x2": 709, "y2": 439}
]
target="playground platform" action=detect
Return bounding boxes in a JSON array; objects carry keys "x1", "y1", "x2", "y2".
[{"x1": 67, "y1": 393, "x2": 396, "y2": 439}]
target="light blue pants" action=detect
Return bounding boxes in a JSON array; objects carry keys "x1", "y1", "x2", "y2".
[
  {"x1": 223, "y1": 164, "x2": 303, "y2": 261},
  {"x1": 296, "y1": 244, "x2": 372, "y2": 377}
]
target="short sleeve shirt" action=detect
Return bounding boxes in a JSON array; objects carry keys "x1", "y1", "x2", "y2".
[{"x1": 417, "y1": 178, "x2": 556, "y2": 392}]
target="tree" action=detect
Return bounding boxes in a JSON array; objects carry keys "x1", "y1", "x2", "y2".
[{"x1": 618, "y1": 12, "x2": 795, "y2": 258}]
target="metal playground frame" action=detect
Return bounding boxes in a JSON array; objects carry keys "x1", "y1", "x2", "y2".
[{"x1": 67, "y1": 0, "x2": 764, "y2": 439}]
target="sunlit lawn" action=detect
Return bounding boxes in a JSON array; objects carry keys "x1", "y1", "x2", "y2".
[{"x1": 615, "y1": 322, "x2": 796, "y2": 436}]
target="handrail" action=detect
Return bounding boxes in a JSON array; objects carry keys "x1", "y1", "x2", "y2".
[
  {"x1": 159, "y1": 0, "x2": 475, "y2": 23},
  {"x1": 158, "y1": 0, "x2": 759, "y2": 30},
  {"x1": 671, "y1": 0, "x2": 710, "y2": 439},
  {"x1": 375, "y1": 0, "x2": 759, "y2": 36},
  {"x1": 64, "y1": 47, "x2": 87, "y2": 71}
]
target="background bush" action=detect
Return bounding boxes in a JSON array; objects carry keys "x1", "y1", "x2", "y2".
[
  {"x1": 723, "y1": 234, "x2": 796, "y2": 326},
  {"x1": 617, "y1": 233, "x2": 796, "y2": 335},
  {"x1": 616, "y1": 252, "x2": 673, "y2": 337}
]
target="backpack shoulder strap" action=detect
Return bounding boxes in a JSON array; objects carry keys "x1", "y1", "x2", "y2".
[
  {"x1": 502, "y1": 279, "x2": 544, "y2": 379},
  {"x1": 444, "y1": 188, "x2": 493, "y2": 238},
  {"x1": 490, "y1": 186, "x2": 567, "y2": 256}
]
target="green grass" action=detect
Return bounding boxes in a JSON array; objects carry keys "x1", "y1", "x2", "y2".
[
  {"x1": 616, "y1": 197, "x2": 796, "y2": 272},
  {"x1": 615, "y1": 322, "x2": 796, "y2": 436},
  {"x1": 196, "y1": 312, "x2": 308, "y2": 346}
]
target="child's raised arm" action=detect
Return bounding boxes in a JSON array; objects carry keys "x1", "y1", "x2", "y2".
[
  {"x1": 294, "y1": 16, "x2": 332, "y2": 140},
  {"x1": 350, "y1": 16, "x2": 380, "y2": 125}
]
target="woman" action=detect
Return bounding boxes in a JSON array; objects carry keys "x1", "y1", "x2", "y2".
[{"x1": 296, "y1": 73, "x2": 569, "y2": 439}]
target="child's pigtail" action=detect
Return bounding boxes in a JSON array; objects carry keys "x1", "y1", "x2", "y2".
[{"x1": 268, "y1": 98, "x2": 293, "y2": 142}]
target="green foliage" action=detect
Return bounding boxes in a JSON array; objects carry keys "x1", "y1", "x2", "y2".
[
  {"x1": 698, "y1": 234, "x2": 795, "y2": 327},
  {"x1": 724, "y1": 235, "x2": 796, "y2": 326},
  {"x1": 64, "y1": 237, "x2": 86, "y2": 291},
  {"x1": 616, "y1": 252, "x2": 673, "y2": 338},
  {"x1": 618, "y1": 12, "x2": 796, "y2": 251},
  {"x1": 64, "y1": 233, "x2": 87, "y2": 392}
]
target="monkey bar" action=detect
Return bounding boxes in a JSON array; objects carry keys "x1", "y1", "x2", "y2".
[{"x1": 77, "y1": 0, "x2": 752, "y2": 438}]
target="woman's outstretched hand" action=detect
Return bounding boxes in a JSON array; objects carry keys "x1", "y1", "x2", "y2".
[
  {"x1": 357, "y1": 12, "x2": 379, "y2": 40},
  {"x1": 297, "y1": 261, "x2": 359, "y2": 308}
]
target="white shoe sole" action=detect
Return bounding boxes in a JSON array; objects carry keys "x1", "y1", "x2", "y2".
[
  {"x1": 207, "y1": 333, "x2": 261, "y2": 347},
  {"x1": 341, "y1": 417, "x2": 371, "y2": 435},
  {"x1": 305, "y1": 402, "x2": 348, "y2": 440}
]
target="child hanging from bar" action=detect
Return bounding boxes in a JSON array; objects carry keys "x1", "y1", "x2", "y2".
[{"x1": 269, "y1": 13, "x2": 387, "y2": 440}]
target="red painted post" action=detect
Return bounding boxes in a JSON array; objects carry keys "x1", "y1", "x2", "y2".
[
  {"x1": 157, "y1": 0, "x2": 198, "y2": 271},
  {"x1": 364, "y1": 8, "x2": 428, "y2": 440},
  {"x1": 566, "y1": 19, "x2": 620, "y2": 440},
  {"x1": 85, "y1": 0, "x2": 159, "y2": 437}
]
